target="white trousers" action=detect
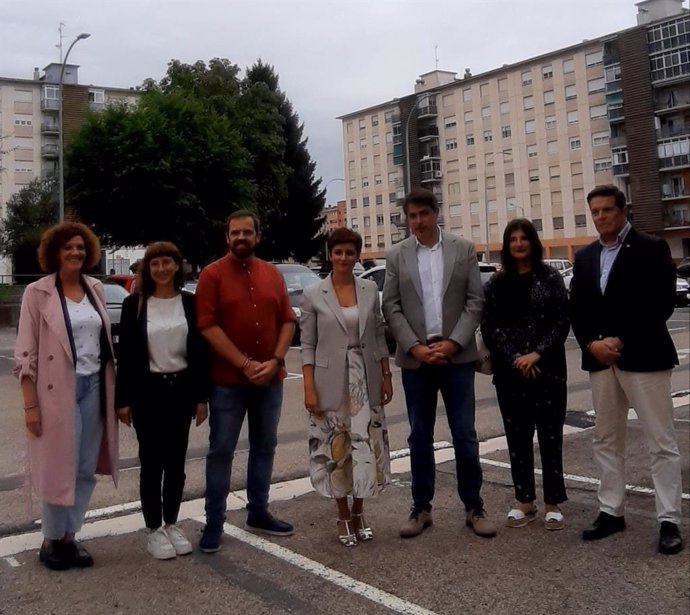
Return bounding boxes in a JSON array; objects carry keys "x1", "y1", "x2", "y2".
[{"x1": 590, "y1": 367, "x2": 682, "y2": 524}]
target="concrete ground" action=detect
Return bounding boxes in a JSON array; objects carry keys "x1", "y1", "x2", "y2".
[{"x1": 0, "y1": 402, "x2": 688, "y2": 615}]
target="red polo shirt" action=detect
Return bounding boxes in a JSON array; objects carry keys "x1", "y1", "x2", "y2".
[{"x1": 196, "y1": 254, "x2": 295, "y2": 386}]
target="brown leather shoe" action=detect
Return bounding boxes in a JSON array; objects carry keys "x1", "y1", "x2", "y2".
[
  {"x1": 466, "y1": 508, "x2": 497, "y2": 538},
  {"x1": 399, "y1": 509, "x2": 433, "y2": 538}
]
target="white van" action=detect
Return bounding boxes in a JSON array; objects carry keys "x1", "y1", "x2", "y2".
[{"x1": 544, "y1": 259, "x2": 573, "y2": 273}]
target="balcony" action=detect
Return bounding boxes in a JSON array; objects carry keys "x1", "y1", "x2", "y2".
[
  {"x1": 420, "y1": 169, "x2": 443, "y2": 183},
  {"x1": 609, "y1": 135, "x2": 627, "y2": 148},
  {"x1": 657, "y1": 125, "x2": 689, "y2": 140},
  {"x1": 659, "y1": 153, "x2": 690, "y2": 170},
  {"x1": 607, "y1": 106, "x2": 624, "y2": 122},
  {"x1": 612, "y1": 163, "x2": 629, "y2": 176},
  {"x1": 41, "y1": 121, "x2": 59, "y2": 134},
  {"x1": 605, "y1": 81, "x2": 622, "y2": 94},
  {"x1": 41, "y1": 144, "x2": 59, "y2": 158},
  {"x1": 89, "y1": 101, "x2": 105, "y2": 112},
  {"x1": 40, "y1": 98, "x2": 59, "y2": 111},
  {"x1": 651, "y1": 63, "x2": 690, "y2": 86},
  {"x1": 661, "y1": 187, "x2": 689, "y2": 200},
  {"x1": 418, "y1": 125, "x2": 439, "y2": 141},
  {"x1": 417, "y1": 103, "x2": 438, "y2": 119}
]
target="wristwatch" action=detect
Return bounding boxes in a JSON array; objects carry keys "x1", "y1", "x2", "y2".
[{"x1": 273, "y1": 356, "x2": 286, "y2": 367}]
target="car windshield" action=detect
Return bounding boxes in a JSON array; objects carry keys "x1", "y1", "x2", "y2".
[{"x1": 103, "y1": 282, "x2": 129, "y2": 304}]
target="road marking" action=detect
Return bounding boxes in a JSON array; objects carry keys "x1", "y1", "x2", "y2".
[
  {"x1": 214, "y1": 522, "x2": 437, "y2": 615},
  {"x1": 284, "y1": 372, "x2": 304, "y2": 380},
  {"x1": 479, "y1": 458, "x2": 690, "y2": 500},
  {"x1": 4, "y1": 556, "x2": 21, "y2": 567},
  {"x1": 668, "y1": 328, "x2": 687, "y2": 332}
]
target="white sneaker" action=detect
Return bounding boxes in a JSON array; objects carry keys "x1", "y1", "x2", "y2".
[
  {"x1": 147, "y1": 527, "x2": 176, "y2": 560},
  {"x1": 165, "y1": 524, "x2": 193, "y2": 556}
]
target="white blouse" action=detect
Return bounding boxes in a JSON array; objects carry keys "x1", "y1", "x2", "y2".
[
  {"x1": 147, "y1": 295, "x2": 188, "y2": 373},
  {"x1": 66, "y1": 295, "x2": 101, "y2": 375}
]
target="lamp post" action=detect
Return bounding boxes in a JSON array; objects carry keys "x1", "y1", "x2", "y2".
[
  {"x1": 58, "y1": 32, "x2": 90, "y2": 223},
  {"x1": 404, "y1": 97, "x2": 427, "y2": 193},
  {"x1": 483, "y1": 148, "x2": 513, "y2": 263}
]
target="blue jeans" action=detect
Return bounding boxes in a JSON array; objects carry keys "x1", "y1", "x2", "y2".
[
  {"x1": 42, "y1": 373, "x2": 103, "y2": 539},
  {"x1": 401, "y1": 362, "x2": 483, "y2": 512},
  {"x1": 204, "y1": 383, "x2": 283, "y2": 526}
]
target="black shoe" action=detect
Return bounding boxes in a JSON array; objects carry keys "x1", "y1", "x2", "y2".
[
  {"x1": 199, "y1": 524, "x2": 223, "y2": 553},
  {"x1": 38, "y1": 540, "x2": 71, "y2": 571},
  {"x1": 64, "y1": 540, "x2": 94, "y2": 568},
  {"x1": 658, "y1": 522, "x2": 683, "y2": 555},
  {"x1": 245, "y1": 512, "x2": 294, "y2": 536},
  {"x1": 582, "y1": 512, "x2": 626, "y2": 541}
]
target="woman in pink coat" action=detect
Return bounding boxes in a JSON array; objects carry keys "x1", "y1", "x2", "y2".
[{"x1": 14, "y1": 222, "x2": 118, "y2": 571}]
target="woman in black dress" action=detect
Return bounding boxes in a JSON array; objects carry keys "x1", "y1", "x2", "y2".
[{"x1": 481, "y1": 219, "x2": 570, "y2": 530}]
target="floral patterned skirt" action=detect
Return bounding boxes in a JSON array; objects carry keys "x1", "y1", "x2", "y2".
[{"x1": 308, "y1": 348, "x2": 390, "y2": 499}]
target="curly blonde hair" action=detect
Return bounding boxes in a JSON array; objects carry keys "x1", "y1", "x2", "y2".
[{"x1": 37, "y1": 222, "x2": 101, "y2": 273}]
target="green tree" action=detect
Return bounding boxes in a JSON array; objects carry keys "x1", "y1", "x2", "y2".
[
  {"x1": 66, "y1": 90, "x2": 254, "y2": 266},
  {"x1": 0, "y1": 177, "x2": 57, "y2": 277}
]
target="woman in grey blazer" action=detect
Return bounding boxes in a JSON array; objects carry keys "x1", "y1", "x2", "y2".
[{"x1": 300, "y1": 228, "x2": 393, "y2": 547}]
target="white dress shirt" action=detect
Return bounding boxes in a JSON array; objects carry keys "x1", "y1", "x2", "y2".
[
  {"x1": 415, "y1": 228, "x2": 444, "y2": 340},
  {"x1": 599, "y1": 221, "x2": 631, "y2": 293}
]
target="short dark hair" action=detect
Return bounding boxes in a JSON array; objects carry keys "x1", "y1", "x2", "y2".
[
  {"x1": 37, "y1": 222, "x2": 101, "y2": 274},
  {"x1": 403, "y1": 188, "x2": 439, "y2": 214},
  {"x1": 226, "y1": 209, "x2": 261, "y2": 235},
  {"x1": 500, "y1": 218, "x2": 544, "y2": 276},
  {"x1": 587, "y1": 184, "x2": 626, "y2": 209},
  {"x1": 139, "y1": 241, "x2": 185, "y2": 297},
  {"x1": 327, "y1": 227, "x2": 362, "y2": 256}
]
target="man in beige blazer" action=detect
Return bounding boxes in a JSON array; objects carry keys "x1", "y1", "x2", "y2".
[{"x1": 383, "y1": 188, "x2": 496, "y2": 539}]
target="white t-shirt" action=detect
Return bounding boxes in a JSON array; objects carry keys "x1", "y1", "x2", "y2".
[
  {"x1": 66, "y1": 295, "x2": 101, "y2": 375},
  {"x1": 147, "y1": 295, "x2": 188, "y2": 373}
]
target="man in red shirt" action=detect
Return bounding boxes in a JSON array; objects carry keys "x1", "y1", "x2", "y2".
[{"x1": 196, "y1": 210, "x2": 296, "y2": 552}]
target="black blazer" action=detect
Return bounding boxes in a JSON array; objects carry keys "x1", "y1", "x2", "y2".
[
  {"x1": 115, "y1": 291, "x2": 210, "y2": 410},
  {"x1": 570, "y1": 227, "x2": 678, "y2": 373}
]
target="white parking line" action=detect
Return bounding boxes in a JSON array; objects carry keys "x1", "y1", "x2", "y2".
[{"x1": 3, "y1": 556, "x2": 21, "y2": 567}]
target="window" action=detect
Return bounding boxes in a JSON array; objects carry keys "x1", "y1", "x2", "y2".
[
  {"x1": 529, "y1": 172, "x2": 540, "y2": 182},
  {"x1": 442, "y1": 93, "x2": 454, "y2": 107},
  {"x1": 573, "y1": 187, "x2": 584, "y2": 203},
  {"x1": 467, "y1": 156, "x2": 476, "y2": 169},
  {"x1": 488, "y1": 200, "x2": 497, "y2": 212},
  {"x1": 501, "y1": 125, "x2": 512, "y2": 138},
  {"x1": 572, "y1": 161, "x2": 583, "y2": 175},
  {"x1": 448, "y1": 182, "x2": 461, "y2": 194},
  {"x1": 533, "y1": 219, "x2": 543, "y2": 232},
  {"x1": 500, "y1": 101, "x2": 510, "y2": 114},
  {"x1": 13, "y1": 137, "x2": 32, "y2": 149},
  {"x1": 469, "y1": 179, "x2": 478, "y2": 192},
  {"x1": 349, "y1": 178, "x2": 356, "y2": 189},
  {"x1": 14, "y1": 89, "x2": 33, "y2": 102},
  {"x1": 586, "y1": 50, "x2": 603, "y2": 66},
  {"x1": 373, "y1": 154, "x2": 381, "y2": 166},
  {"x1": 481, "y1": 106, "x2": 491, "y2": 118},
  {"x1": 387, "y1": 172, "x2": 397, "y2": 184},
  {"x1": 464, "y1": 111, "x2": 473, "y2": 123},
  {"x1": 553, "y1": 216, "x2": 564, "y2": 230},
  {"x1": 521, "y1": 70, "x2": 532, "y2": 86},
  {"x1": 567, "y1": 110, "x2": 578, "y2": 124},
  {"x1": 480, "y1": 83, "x2": 490, "y2": 97},
  {"x1": 444, "y1": 116, "x2": 457, "y2": 129},
  {"x1": 15, "y1": 161, "x2": 33, "y2": 172},
  {"x1": 565, "y1": 85, "x2": 577, "y2": 100},
  {"x1": 483, "y1": 130, "x2": 493, "y2": 142},
  {"x1": 549, "y1": 165, "x2": 560, "y2": 178},
  {"x1": 362, "y1": 177, "x2": 369, "y2": 187},
  {"x1": 466, "y1": 134, "x2": 475, "y2": 145},
  {"x1": 449, "y1": 204, "x2": 462, "y2": 217},
  {"x1": 372, "y1": 134, "x2": 380, "y2": 145},
  {"x1": 361, "y1": 157, "x2": 368, "y2": 168},
  {"x1": 523, "y1": 95, "x2": 534, "y2": 110},
  {"x1": 590, "y1": 104, "x2": 607, "y2": 119},
  {"x1": 527, "y1": 144, "x2": 538, "y2": 158},
  {"x1": 563, "y1": 58, "x2": 575, "y2": 73},
  {"x1": 363, "y1": 216, "x2": 370, "y2": 227},
  {"x1": 575, "y1": 214, "x2": 587, "y2": 228},
  {"x1": 359, "y1": 118, "x2": 366, "y2": 129},
  {"x1": 371, "y1": 114, "x2": 379, "y2": 127},
  {"x1": 350, "y1": 198, "x2": 358, "y2": 208},
  {"x1": 485, "y1": 153, "x2": 494, "y2": 167},
  {"x1": 347, "y1": 141, "x2": 354, "y2": 152},
  {"x1": 389, "y1": 192, "x2": 397, "y2": 203},
  {"x1": 375, "y1": 174, "x2": 382, "y2": 185},
  {"x1": 486, "y1": 176, "x2": 496, "y2": 189},
  {"x1": 364, "y1": 236, "x2": 372, "y2": 248},
  {"x1": 551, "y1": 190, "x2": 562, "y2": 206},
  {"x1": 547, "y1": 140, "x2": 558, "y2": 154},
  {"x1": 362, "y1": 196, "x2": 370, "y2": 207},
  {"x1": 542, "y1": 64, "x2": 553, "y2": 80},
  {"x1": 385, "y1": 110, "x2": 394, "y2": 123},
  {"x1": 470, "y1": 202, "x2": 480, "y2": 213},
  {"x1": 588, "y1": 77, "x2": 605, "y2": 93},
  {"x1": 505, "y1": 172, "x2": 515, "y2": 186},
  {"x1": 376, "y1": 214, "x2": 384, "y2": 224},
  {"x1": 463, "y1": 88, "x2": 472, "y2": 102},
  {"x1": 569, "y1": 137, "x2": 582, "y2": 150},
  {"x1": 530, "y1": 194, "x2": 541, "y2": 207},
  {"x1": 445, "y1": 138, "x2": 458, "y2": 150},
  {"x1": 525, "y1": 120, "x2": 535, "y2": 134},
  {"x1": 359, "y1": 138, "x2": 367, "y2": 150},
  {"x1": 594, "y1": 158, "x2": 612, "y2": 172},
  {"x1": 592, "y1": 131, "x2": 609, "y2": 146},
  {"x1": 385, "y1": 132, "x2": 393, "y2": 143},
  {"x1": 351, "y1": 218, "x2": 359, "y2": 229},
  {"x1": 543, "y1": 90, "x2": 555, "y2": 105},
  {"x1": 498, "y1": 78, "x2": 508, "y2": 91},
  {"x1": 14, "y1": 115, "x2": 33, "y2": 126},
  {"x1": 545, "y1": 115, "x2": 557, "y2": 130}
]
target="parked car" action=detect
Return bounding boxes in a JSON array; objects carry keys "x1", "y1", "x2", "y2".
[
  {"x1": 677, "y1": 257, "x2": 690, "y2": 279},
  {"x1": 102, "y1": 280, "x2": 129, "y2": 356},
  {"x1": 357, "y1": 265, "x2": 395, "y2": 353},
  {"x1": 275, "y1": 263, "x2": 321, "y2": 345},
  {"x1": 479, "y1": 262, "x2": 498, "y2": 286},
  {"x1": 183, "y1": 281, "x2": 198, "y2": 294},
  {"x1": 561, "y1": 267, "x2": 574, "y2": 293},
  {"x1": 107, "y1": 274, "x2": 136, "y2": 293},
  {"x1": 544, "y1": 259, "x2": 573, "y2": 274},
  {"x1": 676, "y1": 276, "x2": 690, "y2": 307}
]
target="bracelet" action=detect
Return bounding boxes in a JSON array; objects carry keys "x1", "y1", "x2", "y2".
[{"x1": 24, "y1": 404, "x2": 38, "y2": 411}]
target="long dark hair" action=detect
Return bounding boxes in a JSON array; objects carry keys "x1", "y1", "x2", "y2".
[
  {"x1": 139, "y1": 241, "x2": 185, "y2": 298},
  {"x1": 499, "y1": 218, "x2": 544, "y2": 276}
]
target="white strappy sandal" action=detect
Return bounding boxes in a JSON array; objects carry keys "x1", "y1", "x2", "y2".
[
  {"x1": 337, "y1": 519, "x2": 358, "y2": 547},
  {"x1": 506, "y1": 504, "x2": 537, "y2": 528}
]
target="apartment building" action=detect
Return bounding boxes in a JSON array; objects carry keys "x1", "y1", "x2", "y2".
[
  {"x1": 0, "y1": 64, "x2": 139, "y2": 278},
  {"x1": 323, "y1": 200, "x2": 346, "y2": 232},
  {"x1": 339, "y1": 0, "x2": 689, "y2": 261}
]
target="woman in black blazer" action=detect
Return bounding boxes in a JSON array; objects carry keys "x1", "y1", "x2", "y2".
[
  {"x1": 481, "y1": 219, "x2": 570, "y2": 531},
  {"x1": 116, "y1": 242, "x2": 209, "y2": 560}
]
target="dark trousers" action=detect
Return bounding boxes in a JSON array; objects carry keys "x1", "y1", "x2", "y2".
[
  {"x1": 401, "y1": 362, "x2": 483, "y2": 512},
  {"x1": 494, "y1": 371, "x2": 567, "y2": 505},
  {"x1": 133, "y1": 372, "x2": 194, "y2": 529}
]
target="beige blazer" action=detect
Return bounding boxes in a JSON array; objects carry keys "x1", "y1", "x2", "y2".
[
  {"x1": 300, "y1": 275, "x2": 389, "y2": 413},
  {"x1": 382, "y1": 231, "x2": 484, "y2": 369}
]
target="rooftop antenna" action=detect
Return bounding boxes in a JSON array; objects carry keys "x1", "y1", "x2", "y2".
[
  {"x1": 434, "y1": 44, "x2": 439, "y2": 70},
  {"x1": 57, "y1": 22, "x2": 66, "y2": 62}
]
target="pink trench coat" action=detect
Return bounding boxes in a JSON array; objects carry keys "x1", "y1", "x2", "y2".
[{"x1": 14, "y1": 274, "x2": 119, "y2": 506}]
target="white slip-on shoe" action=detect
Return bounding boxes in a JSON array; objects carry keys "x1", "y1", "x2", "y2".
[
  {"x1": 147, "y1": 527, "x2": 176, "y2": 560},
  {"x1": 165, "y1": 524, "x2": 193, "y2": 555}
]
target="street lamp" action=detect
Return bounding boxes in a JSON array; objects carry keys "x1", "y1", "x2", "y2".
[
  {"x1": 323, "y1": 177, "x2": 345, "y2": 199},
  {"x1": 58, "y1": 32, "x2": 90, "y2": 223},
  {"x1": 404, "y1": 97, "x2": 427, "y2": 193},
  {"x1": 483, "y1": 148, "x2": 513, "y2": 263}
]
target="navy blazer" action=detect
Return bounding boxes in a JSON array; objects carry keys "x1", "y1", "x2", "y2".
[
  {"x1": 115, "y1": 290, "x2": 210, "y2": 410},
  {"x1": 570, "y1": 227, "x2": 678, "y2": 373}
]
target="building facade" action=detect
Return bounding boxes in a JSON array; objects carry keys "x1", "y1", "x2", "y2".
[
  {"x1": 339, "y1": 0, "x2": 689, "y2": 261},
  {"x1": 323, "y1": 199, "x2": 346, "y2": 232}
]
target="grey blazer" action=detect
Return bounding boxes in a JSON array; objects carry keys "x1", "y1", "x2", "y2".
[
  {"x1": 300, "y1": 276, "x2": 389, "y2": 413},
  {"x1": 382, "y1": 231, "x2": 484, "y2": 369}
]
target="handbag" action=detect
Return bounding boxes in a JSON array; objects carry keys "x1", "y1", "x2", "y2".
[{"x1": 474, "y1": 328, "x2": 493, "y2": 375}]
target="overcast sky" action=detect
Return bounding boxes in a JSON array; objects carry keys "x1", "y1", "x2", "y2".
[{"x1": 2, "y1": 0, "x2": 686, "y2": 204}]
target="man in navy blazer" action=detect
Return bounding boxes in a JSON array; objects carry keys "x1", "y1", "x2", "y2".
[{"x1": 570, "y1": 184, "x2": 683, "y2": 555}]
